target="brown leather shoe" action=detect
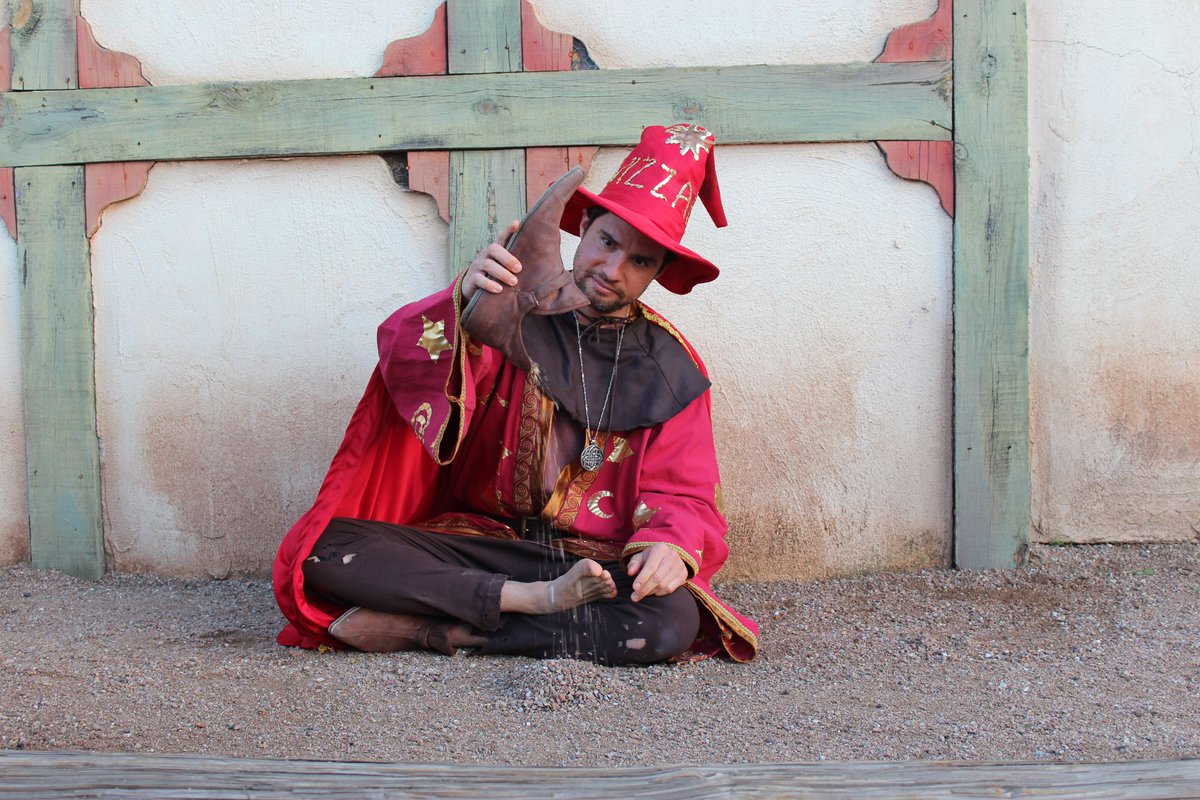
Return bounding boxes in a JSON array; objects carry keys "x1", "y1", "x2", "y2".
[
  {"x1": 461, "y1": 167, "x2": 590, "y2": 373},
  {"x1": 327, "y1": 607, "x2": 457, "y2": 655}
]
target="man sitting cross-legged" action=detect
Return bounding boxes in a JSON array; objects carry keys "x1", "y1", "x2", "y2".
[{"x1": 273, "y1": 123, "x2": 758, "y2": 665}]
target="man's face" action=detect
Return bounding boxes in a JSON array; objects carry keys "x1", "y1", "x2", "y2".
[{"x1": 572, "y1": 212, "x2": 668, "y2": 317}]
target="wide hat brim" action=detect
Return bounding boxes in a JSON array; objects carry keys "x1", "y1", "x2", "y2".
[{"x1": 559, "y1": 187, "x2": 719, "y2": 296}]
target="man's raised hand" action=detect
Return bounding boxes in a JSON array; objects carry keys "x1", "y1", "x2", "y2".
[
  {"x1": 626, "y1": 543, "x2": 689, "y2": 602},
  {"x1": 462, "y1": 220, "x2": 522, "y2": 301}
]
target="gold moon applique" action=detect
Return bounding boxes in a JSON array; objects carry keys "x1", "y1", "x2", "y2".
[
  {"x1": 587, "y1": 491, "x2": 615, "y2": 520},
  {"x1": 714, "y1": 483, "x2": 726, "y2": 516},
  {"x1": 417, "y1": 315, "x2": 453, "y2": 361},
  {"x1": 411, "y1": 402, "x2": 433, "y2": 440}
]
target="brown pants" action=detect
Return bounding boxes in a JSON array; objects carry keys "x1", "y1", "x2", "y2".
[{"x1": 301, "y1": 517, "x2": 700, "y2": 665}]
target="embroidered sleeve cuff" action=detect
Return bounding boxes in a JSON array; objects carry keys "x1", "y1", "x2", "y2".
[{"x1": 621, "y1": 541, "x2": 699, "y2": 578}]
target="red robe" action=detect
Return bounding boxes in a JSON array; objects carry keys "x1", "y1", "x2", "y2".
[{"x1": 273, "y1": 278, "x2": 758, "y2": 661}]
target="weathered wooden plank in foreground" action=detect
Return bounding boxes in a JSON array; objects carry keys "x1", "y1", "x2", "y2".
[
  {"x1": 2, "y1": 753, "x2": 1199, "y2": 799},
  {"x1": 952, "y1": 0, "x2": 1031, "y2": 568},
  {"x1": 446, "y1": 0, "x2": 526, "y2": 277},
  {"x1": 0, "y1": 61, "x2": 953, "y2": 168}
]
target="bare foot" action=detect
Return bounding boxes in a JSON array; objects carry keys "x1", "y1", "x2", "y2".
[{"x1": 500, "y1": 559, "x2": 618, "y2": 615}]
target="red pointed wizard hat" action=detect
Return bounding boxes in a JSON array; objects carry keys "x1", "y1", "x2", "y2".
[{"x1": 559, "y1": 123, "x2": 727, "y2": 295}]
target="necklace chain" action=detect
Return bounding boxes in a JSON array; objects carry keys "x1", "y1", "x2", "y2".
[{"x1": 575, "y1": 314, "x2": 625, "y2": 471}]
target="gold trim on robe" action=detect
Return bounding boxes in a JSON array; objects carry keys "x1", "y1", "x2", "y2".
[{"x1": 685, "y1": 583, "x2": 759, "y2": 663}]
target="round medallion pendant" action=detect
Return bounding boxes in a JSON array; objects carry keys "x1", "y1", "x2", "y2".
[{"x1": 580, "y1": 443, "x2": 605, "y2": 472}]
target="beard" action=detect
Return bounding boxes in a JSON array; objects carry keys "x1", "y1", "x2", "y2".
[{"x1": 573, "y1": 270, "x2": 626, "y2": 314}]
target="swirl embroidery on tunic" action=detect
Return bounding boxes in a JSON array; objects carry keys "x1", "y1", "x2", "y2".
[
  {"x1": 553, "y1": 466, "x2": 601, "y2": 530},
  {"x1": 587, "y1": 490, "x2": 615, "y2": 520},
  {"x1": 552, "y1": 432, "x2": 607, "y2": 530},
  {"x1": 512, "y1": 379, "x2": 546, "y2": 515}
]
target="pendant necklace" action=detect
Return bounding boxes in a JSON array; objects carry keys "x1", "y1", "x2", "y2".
[{"x1": 575, "y1": 313, "x2": 625, "y2": 472}]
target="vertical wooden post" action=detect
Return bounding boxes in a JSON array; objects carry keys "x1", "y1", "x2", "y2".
[
  {"x1": 11, "y1": 0, "x2": 103, "y2": 579},
  {"x1": 952, "y1": 0, "x2": 1030, "y2": 568},
  {"x1": 8, "y1": 0, "x2": 76, "y2": 90},
  {"x1": 446, "y1": 0, "x2": 526, "y2": 274}
]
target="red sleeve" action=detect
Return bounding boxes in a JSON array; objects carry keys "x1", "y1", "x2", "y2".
[{"x1": 622, "y1": 390, "x2": 728, "y2": 580}]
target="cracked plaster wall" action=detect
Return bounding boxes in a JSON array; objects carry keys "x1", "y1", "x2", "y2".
[{"x1": 1029, "y1": 3, "x2": 1200, "y2": 543}]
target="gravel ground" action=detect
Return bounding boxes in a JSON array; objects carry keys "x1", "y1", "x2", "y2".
[{"x1": 1, "y1": 543, "x2": 1198, "y2": 766}]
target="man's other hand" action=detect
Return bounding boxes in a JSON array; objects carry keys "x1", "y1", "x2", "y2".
[
  {"x1": 626, "y1": 543, "x2": 688, "y2": 602},
  {"x1": 462, "y1": 220, "x2": 522, "y2": 302}
]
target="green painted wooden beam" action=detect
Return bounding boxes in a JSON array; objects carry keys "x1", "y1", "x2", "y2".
[
  {"x1": 449, "y1": 148, "x2": 526, "y2": 276},
  {"x1": 11, "y1": 0, "x2": 104, "y2": 580},
  {"x1": 447, "y1": 0, "x2": 521, "y2": 74},
  {"x1": 0, "y1": 61, "x2": 953, "y2": 168},
  {"x1": 952, "y1": 0, "x2": 1031, "y2": 569},
  {"x1": 17, "y1": 165, "x2": 104, "y2": 580},
  {"x1": 446, "y1": 0, "x2": 526, "y2": 276},
  {"x1": 8, "y1": 0, "x2": 79, "y2": 90}
]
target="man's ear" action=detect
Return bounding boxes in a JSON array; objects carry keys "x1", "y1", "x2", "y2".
[{"x1": 578, "y1": 215, "x2": 591, "y2": 238}]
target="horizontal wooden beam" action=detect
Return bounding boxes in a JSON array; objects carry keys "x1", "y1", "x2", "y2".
[
  {"x1": 0, "y1": 61, "x2": 952, "y2": 168},
  {"x1": 3, "y1": 752, "x2": 1200, "y2": 799}
]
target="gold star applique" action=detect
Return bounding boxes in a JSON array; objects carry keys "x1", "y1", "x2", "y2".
[
  {"x1": 607, "y1": 437, "x2": 634, "y2": 464},
  {"x1": 417, "y1": 315, "x2": 453, "y2": 361},
  {"x1": 633, "y1": 501, "x2": 660, "y2": 528},
  {"x1": 664, "y1": 123, "x2": 714, "y2": 161},
  {"x1": 501, "y1": 445, "x2": 513, "y2": 460}
]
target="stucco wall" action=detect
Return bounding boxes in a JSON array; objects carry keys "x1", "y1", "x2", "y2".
[
  {"x1": 17, "y1": 0, "x2": 947, "y2": 578},
  {"x1": 1029, "y1": 3, "x2": 1200, "y2": 543},
  {"x1": 7, "y1": 2, "x2": 1194, "y2": 576},
  {"x1": 90, "y1": 158, "x2": 448, "y2": 576}
]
